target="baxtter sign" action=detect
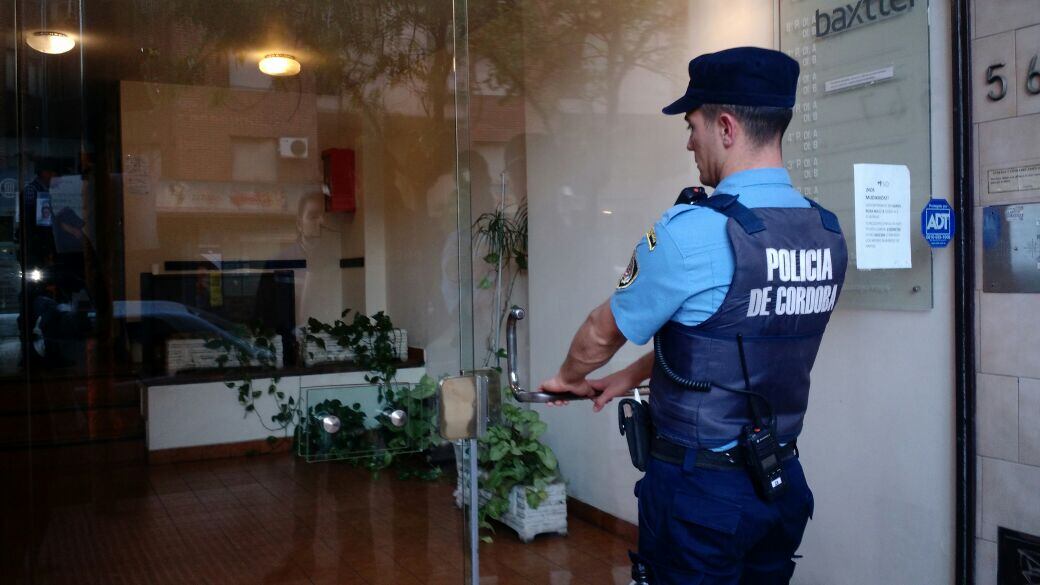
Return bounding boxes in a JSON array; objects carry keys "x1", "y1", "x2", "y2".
[{"x1": 814, "y1": 0, "x2": 916, "y2": 38}]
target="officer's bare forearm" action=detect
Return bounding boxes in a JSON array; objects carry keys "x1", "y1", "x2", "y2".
[
  {"x1": 625, "y1": 352, "x2": 654, "y2": 386},
  {"x1": 558, "y1": 300, "x2": 627, "y2": 384}
]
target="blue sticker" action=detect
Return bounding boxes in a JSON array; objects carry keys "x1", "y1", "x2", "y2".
[{"x1": 921, "y1": 198, "x2": 955, "y2": 248}]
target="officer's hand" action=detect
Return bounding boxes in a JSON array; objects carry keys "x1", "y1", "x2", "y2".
[
  {"x1": 589, "y1": 372, "x2": 639, "y2": 413},
  {"x1": 537, "y1": 375, "x2": 596, "y2": 407}
]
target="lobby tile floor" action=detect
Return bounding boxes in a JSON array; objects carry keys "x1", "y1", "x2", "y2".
[{"x1": 1, "y1": 453, "x2": 634, "y2": 584}]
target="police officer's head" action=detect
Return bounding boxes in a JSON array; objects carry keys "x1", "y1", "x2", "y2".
[{"x1": 663, "y1": 47, "x2": 798, "y2": 187}]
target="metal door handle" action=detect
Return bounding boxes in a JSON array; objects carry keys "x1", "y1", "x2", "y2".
[{"x1": 507, "y1": 306, "x2": 594, "y2": 403}]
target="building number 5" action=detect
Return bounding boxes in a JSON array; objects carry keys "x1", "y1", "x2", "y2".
[{"x1": 986, "y1": 63, "x2": 1007, "y2": 101}]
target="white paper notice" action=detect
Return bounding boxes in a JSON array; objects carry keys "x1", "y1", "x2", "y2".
[{"x1": 854, "y1": 163, "x2": 911, "y2": 270}]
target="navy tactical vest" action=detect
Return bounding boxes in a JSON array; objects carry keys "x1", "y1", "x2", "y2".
[{"x1": 650, "y1": 194, "x2": 848, "y2": 449}]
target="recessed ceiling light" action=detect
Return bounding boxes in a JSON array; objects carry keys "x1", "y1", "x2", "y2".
[
  {"x1": 26, "y1": 31, "x2": 75, "y2": 55},
  {"x1": 259, "y1": 53, "x2": 301, "y2": 77}
]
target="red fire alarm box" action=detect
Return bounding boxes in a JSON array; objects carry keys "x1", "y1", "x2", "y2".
[{"x1": 322, "y1": 148, "x2": 356, "y2": 212}]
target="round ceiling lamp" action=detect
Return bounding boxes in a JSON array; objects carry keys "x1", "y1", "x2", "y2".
[
  {"x1": 258, "y1": 53, "x2": 301, "y2": 77},
  {"x1": 26, "y1": 30, "x2": 75, "y2": 55}
]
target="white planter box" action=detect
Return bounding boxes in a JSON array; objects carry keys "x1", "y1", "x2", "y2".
[
  {"x1": 166, "y1": 337, "x2": 283, "y2": 375},
  {"x1": 454, "y1": 454, "x2": 568, "y2": 543},
  {"x1": 299, "y1": 328, "x2": 407, "y2": 366},
  {"x1": 500, "y1": 482, "x2": 568, "y2": 543}
]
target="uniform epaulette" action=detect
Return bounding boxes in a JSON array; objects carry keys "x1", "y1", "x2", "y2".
[{"x1": 661, "y1": 203, "x2": 707, "y2": 226}]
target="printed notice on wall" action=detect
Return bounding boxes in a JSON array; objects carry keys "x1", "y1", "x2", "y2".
[{"x1": 854, "y1": 164, "x2": 911, "y2": 270}]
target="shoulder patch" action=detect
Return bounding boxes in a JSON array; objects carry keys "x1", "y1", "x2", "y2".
[
  {"x1": 645, "y1": 226, "x2": 657, "y2": 251},
  {"x1": 617, "y1": 251, "x2": 638, "y2": 289}
]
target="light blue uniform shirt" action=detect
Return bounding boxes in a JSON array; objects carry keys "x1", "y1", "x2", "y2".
[{"x1": 610, "y1": 167, "x2": 810, "y2": 450}]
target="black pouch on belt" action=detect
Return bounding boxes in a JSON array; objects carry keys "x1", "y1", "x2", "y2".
[{"x1": 618, "y1": 397, "x2": 650, "y2": 472}]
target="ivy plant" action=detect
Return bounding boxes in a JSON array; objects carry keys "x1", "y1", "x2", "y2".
[
  {"x1": 302, "y1": 398, "x2": 371, "y2": 458},
  {"x1": 204, "y1": 323, "x2": 297, "y2": 445},
  {"x1": 304, "y1": 309, "x2": 399, "y2": 397},
  {"x1": 301, "y1": 310, "x2": 443, "y2": 479}
]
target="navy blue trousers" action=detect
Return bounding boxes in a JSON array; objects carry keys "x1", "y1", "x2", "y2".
[{"x1": 635, "y1": 450, "x2": 814, "y2": 584}]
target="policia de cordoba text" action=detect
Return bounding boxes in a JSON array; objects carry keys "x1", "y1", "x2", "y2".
[{"x1": 747, "y1": 247, "x2": 839, "y2": 317}]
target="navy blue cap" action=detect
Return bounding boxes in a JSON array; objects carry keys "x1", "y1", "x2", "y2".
[{"x1": 662, "y1": 47, "x2": 799, "y2": 115}]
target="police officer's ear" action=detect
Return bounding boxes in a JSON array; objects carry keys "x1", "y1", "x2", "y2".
[{"x1": 716, "y1": 112, "x2": 739, "y2": 148}]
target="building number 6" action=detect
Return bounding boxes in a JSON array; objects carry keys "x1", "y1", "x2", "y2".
[{"x1": 1027, "y1": 55, "x2": 1040, "y2": 96}]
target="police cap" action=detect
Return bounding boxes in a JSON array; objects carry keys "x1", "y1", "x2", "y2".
[{"x1": 662, "y1": 47, "x2": 799, "y2": 115}]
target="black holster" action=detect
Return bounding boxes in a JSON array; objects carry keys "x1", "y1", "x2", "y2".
[
  {"x1": 629, "y1": 550, "x2": 653, "y2": 584},
  {"x1": 618, "y1": 397, "x2": 651, "y2": 472}
]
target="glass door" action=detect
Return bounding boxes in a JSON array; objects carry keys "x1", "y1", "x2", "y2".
[{"x1": 2, "y1": 1, "x2": 477, "y2": 583}]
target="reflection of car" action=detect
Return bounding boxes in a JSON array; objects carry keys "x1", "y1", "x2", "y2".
[
  {"x1": 114, "y1": 301, "x2": 280, "y2": 374},
  {"x1": 16, "y1": 299, "x2": 279, "y2": 375}
]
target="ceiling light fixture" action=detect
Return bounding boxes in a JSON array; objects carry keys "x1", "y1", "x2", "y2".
[
  {"x1": 259, "y1": 53, "x2": 301, "y2": 77},
  {"x1": 26, "y1": 30, "x2": 75, "y2": 55}
]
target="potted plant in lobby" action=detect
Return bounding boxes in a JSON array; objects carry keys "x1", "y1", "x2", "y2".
[
  {"x1": 473, "y1": 200, "x2": 527, "y2": 369},
  {"x1": 208, "y1": 308, "x2": 443, "y2": 480},
  {"x1": 479, "y1": 401, "x2": 567, "y2": 542},
  {"x1": 455, "y1": 399, "x2": 568, "y2": 543},
  {"x1": 466, "y1": 195, "x2": 567, "y2": 541}
]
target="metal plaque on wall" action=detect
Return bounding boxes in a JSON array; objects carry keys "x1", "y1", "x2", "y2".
[
  {"x1": 983, "y1": 203, "x2": 1040, "y2": 293},
  {"x1": 779, "y1": 0, "x2": 933, "y2": 310}
]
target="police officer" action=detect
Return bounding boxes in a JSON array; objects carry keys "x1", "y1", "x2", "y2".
[{"x1": 537, "y1": 47, "x2": 848, "y2": 584}]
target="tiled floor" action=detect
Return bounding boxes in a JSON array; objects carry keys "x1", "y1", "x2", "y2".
[{"x1": 1, "y1": 452, "x2": 634, "y2": 584}]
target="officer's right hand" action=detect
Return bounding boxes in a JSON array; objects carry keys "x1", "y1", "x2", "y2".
[{"x1": 588, "y1": 373, "x2": 641, "y2": 413}]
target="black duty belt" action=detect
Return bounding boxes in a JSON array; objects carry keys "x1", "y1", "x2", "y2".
[{"x1": 650, "y1": 434, "x2": 798, "y2": 470}]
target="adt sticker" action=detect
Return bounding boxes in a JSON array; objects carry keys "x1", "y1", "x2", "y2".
[{"x1": 921, "y1": 198, "x2": 955, "y2": 248}]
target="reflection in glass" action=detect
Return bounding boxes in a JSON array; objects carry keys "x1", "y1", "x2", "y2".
[{"x1": 4, "y1": 1, "x2": 473, "y2": 583}]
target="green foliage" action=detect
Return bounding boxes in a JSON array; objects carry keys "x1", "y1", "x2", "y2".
[
  {"x1": 206, "y1": 323, "x2": 295, "y2": 441},
  {"x1": 304, "y1": 309, "x2": 399, "y2": 394},
  {"x1": 300, "y1": 309, "x2": 444, "y2": 479},
  {"x1": 473, "y1": 202, "x2": 528, "y2": 280},
  {"x1": 476, "y1": 401, "x2": 559, "y2": 533},
  {"x1": 379, "y1": 375, "x2": 443, "y2": 481},
  {"x1": 209, "y1": 311, "x2": 441, "y2": 480},
  {"x1": 473, "y1": 202, "x2": 528, "y2": 368},
  {"x1": 303, "y1": 398, "x2": 371, "y2": 457}
]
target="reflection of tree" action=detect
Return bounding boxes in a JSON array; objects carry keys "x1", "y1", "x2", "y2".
[
  {"x1": 128, "y1": 0, "x2": 459, "y2": 196},
  {"x1": 127, "y1": 0, "x2": 685, "y2": 180},
  {"x1": 471, "y1": 0, "x2": 685, "y2": 126}
]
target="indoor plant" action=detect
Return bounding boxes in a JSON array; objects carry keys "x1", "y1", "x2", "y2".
[{"x1": 455, "y1": 399, "x2": 568, "y2": 542}]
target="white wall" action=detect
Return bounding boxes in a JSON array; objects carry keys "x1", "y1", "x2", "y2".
[{"x1": 527, "y1": 1, "x2": 955, "y2": 584}]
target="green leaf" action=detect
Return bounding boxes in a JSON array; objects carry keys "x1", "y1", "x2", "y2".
[
  {"x1": 489, "y1": 442, "x2": 509, "y2": 461},
  {"x1": 528, "y1": 421, "x2": 547, "y2": 438},
  {"x1": 536, "y1": 446, "x2": 558, "y2": 471},
  {"x1": 252, "y1": 390, "x2": 262, "y2": 398}
]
